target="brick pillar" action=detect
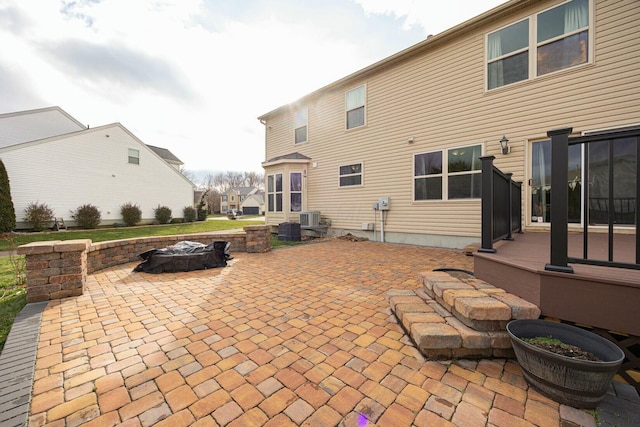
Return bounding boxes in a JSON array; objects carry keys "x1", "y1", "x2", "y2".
[
  {"x1": 243, "y1": 225, "x2": 271, "y2": 253},
  {"x1": 17, "y1": 239, "x2": 91, "y2": 302}
]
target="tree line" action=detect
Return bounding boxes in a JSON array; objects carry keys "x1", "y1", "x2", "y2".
[{"x1": 183, "y1": 170, "x2": 264, "y2": 214}]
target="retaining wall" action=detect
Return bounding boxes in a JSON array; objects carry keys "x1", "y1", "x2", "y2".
[{"x1": 17, "y1": 225, "x2": 270, "y2": 302}]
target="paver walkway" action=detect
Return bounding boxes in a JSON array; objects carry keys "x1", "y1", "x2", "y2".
[{"x1": 12, "y1": 240, "x2": 634, "y2": 425}]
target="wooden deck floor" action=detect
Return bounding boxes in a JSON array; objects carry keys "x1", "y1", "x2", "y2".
[{"x1": 488, "y1": 231, "x2": 640, "y2": 285}]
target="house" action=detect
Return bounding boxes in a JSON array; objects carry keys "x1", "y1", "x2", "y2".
[
  {"x1": 241, "y1": 191, "x2": 265, "y2": 215},
  {"x1": 0, "y1": 107, "x2": 195, "y2": 229},
  {"x1": 221, "y1": 187, "x2": 260, "y2": 214},
  {"x1": 258, "y1": 0, "x2": 640, "y2": 249}
]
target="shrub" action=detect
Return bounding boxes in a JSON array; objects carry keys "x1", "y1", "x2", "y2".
[
  {"x1": 154, "y1": 205, "x2": 172, "y2": 224},
  {"x1": 183, "y1": 206, "x2": 196, "y2": 222},
  {"x1": 23, "y1": 202, "x2": 54, "y2": 232},
  {"x1": 170, "y1": 218, "x2": 184, "y2": 224},
  {"x1": 197, "y1": 190, "x2": 208, "y2": 221},
  {"x1": 120, "y1": 203, "x2": 142, "y2": 227},
  {"x1": 71, "y1": 204, "x2": 101, "y2": 229},
  {"x1": 0, "y1": 159, "x2": 16, "y2": 232}
]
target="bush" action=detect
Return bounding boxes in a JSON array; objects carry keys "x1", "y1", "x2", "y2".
[
  {"x1": 197, "y1": 190, "x2": 208, "y2": 221},
  {"x1": 154, "y1": 205, "x2": 172, "y2": 224},
  {"x1": 170, "y1": 218, "x2": 184, "y2": 224},
  {"x1": 120, "y1": 203, "x2": 142, "y2": 227},
  {"x1": 183, "y1": 206, "x2": 196, "y2": 223},
  {"x1": 24, "y1": 202, "x2": 54, "y2": 232},
  {"x1": 71, "y1": 204, "x2": 101, "y2": 229},
  {"x1": 0, "y1": 159, "x2": 16, "y2": 232}
]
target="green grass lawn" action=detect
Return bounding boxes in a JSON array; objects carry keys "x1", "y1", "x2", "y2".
[
  {"x1": 0, "y1": 255, "x2": 26, "y2": 353},
  {"x1": 0, "y1": 217, "x2": 265, "y2": 251},
  {"x1": 0, "y1": 217, "x2": 308, "y2": 353}
]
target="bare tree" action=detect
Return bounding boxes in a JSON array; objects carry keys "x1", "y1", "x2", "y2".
[
  {"x1": 179, "y1": 166, "x2": 196, "y2": 182},
  {"x1": 244, "y1": 171, "x2": 264, "y2": 190}
]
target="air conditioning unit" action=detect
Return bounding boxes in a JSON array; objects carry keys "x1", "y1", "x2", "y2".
[{"x1": 300, "y1": 211, "x2": 321, "y2": 227}]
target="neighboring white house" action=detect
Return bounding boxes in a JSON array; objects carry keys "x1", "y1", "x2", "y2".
[{"x1": 0, "y1": 107, "x2": 195, "y2": 229}]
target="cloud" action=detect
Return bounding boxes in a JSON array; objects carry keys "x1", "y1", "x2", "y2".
[
  {"x1": 0, "y1": 0, "x2": 506, "y2": 178},
  {"x1": 39, "y1": 39, "x2": 199, "y2": 103}
]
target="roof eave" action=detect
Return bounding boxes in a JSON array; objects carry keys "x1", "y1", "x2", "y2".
[{"x1": 257, "y1": 0, "x2": 530, "y2": 121}]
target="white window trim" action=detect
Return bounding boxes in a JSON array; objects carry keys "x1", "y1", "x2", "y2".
[
  {"x1": 345, "y1": 84, "x2": 366, "y2": 130},
  {"x1": 338, "y1": 161, "x2": 364, "y2": 188},
  {"x1": 267, "y1": 172, "x2": 284, "y2": 212},
  {"x1": 413, "y1": 144, "x2": 483, "y2": 202},
  {"x1": 294, "y1": 107, "x2": 308, "y2": 144},
  {"x1": 128, "y1": 148, "x2": 140, "y2": 165},
  {"x1": 290, "y1": 172, "x2": 303, "y2": 212},
  {"x1": 485, "y1": 0, "x2": 593, "y2": 92}
]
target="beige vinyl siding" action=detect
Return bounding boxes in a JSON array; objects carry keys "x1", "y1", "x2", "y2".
[{"x1": 261, "y1": 0, "x2": 640, "y2": 246}]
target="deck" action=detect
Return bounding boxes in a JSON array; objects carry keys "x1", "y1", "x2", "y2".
[{"x1": 473, "y1": 231, "x2": 640, "y2": 336}]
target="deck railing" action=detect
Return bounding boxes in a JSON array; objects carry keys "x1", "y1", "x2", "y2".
[
  {"x1": 479, "y1": 155, "x2": 522, "y2": 253},
  {"x1": 546, "y1": 127, "x2": 640, "y2": 273}
]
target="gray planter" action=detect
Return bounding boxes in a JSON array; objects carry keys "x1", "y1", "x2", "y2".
[{"x1": 507, "y1": 319, "x2": 625, "y2": 408}]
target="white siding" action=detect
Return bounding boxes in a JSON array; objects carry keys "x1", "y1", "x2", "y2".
[
  {"x1": 2, "y1": 124, "x2": 194, "y2": 227},
  {"x1": 0, "y1": 107, "x2": 85, "y2": 149}
]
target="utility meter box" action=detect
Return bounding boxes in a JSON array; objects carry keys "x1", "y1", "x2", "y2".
[{"x1": 378, "y1": 197, "x2": 390, "y2": 210}]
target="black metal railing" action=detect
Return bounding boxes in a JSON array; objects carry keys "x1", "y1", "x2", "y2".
[
  {"x1": 546, "y1": 127, "x2": 640, "y2": 272},
  {"x1": 479, "y1": 156, "x2": 522, "y2": 253}
]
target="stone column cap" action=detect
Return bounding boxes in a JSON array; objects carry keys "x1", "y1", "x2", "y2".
[{"x1": 17, "y1": 241, "x2": 62, "y2": 255}]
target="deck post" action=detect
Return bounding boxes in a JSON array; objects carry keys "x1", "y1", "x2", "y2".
[
  {"x1": 545, "y1": 128, "x2": 574, "y2": 273},
  {"x1": 479, "y1": 155, "x2": 496, "y2": 253},
  {"x1": 505, "y1": 173, "x2": 514, "y2": 241}
]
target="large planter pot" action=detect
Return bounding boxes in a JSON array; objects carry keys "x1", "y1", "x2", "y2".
[{"x1": 507, "y1": 319, "x2": 625, "y2": 409}]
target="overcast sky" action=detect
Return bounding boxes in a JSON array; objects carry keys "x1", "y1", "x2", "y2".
[{"x1": 0, "y1": 0, "x2": 506, "y2": 181}]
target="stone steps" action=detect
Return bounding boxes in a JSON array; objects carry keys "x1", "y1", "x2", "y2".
[{"x1": 386, "y1": 271, "x2": 541, "y2": 360}]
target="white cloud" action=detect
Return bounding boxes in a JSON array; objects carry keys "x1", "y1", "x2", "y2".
[{"x1": 0, "y1": 0, "x2": 507, "y2": 180}]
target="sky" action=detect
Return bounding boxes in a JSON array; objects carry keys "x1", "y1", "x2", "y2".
[{"x1": 0, "y1": 0, "x2": 507, "y2": 182}]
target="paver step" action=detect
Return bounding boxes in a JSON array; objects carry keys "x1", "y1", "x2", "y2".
[{"x1": 386, "y1": 271, "x2": 541, "y2": 360}]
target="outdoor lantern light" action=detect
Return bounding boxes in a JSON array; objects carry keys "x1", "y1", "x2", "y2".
[{"x1": 500, "y1": 135, "x2": 510, "y2": 154}]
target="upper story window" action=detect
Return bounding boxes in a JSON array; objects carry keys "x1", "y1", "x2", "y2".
[
  {"x1": 128, "y1": 148, "x2": 140, "y2": 165},
  {"x1": 487, "y1": 0, "x2": 590, "y2": 90},
  {"x1": 414, "y1": 145, "x2": 482, "y2": 201},
  {"x1": 346, "y1": 85, "x2": 365, "y2": 129},
  {"x1": 294, "y1": 108, "x2": 308, "y2": 144},
  {"x1": 339, "y1": 163, "x2": 363, "y2": 187},
  {"x1": 267, "y1": 173, "x2": 283, "y2": 212},
  {"x1": 222, "y1": 195, "x2": 227, "y2": 202},
  {"x1": 290, "y1": 172, "x2": 302, "y2": 212}
]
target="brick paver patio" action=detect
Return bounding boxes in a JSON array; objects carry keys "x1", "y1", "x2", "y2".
[{"x1": 20, "y1": 240, "x2": 615, "y2": 426}]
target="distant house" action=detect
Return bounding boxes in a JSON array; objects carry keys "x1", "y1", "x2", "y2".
[
  {"x1": 241, "y1": 191, "x2": 265, "y2": 215},
  {"x1": 0, "y1": 107, "x2": 195, "y2": 229},
  {"x1": 258, "y1": 0, "x2": 640, "y2": 248},
  {"x1": 221, "y1": 187, "x2": 261, "y2": 214}
]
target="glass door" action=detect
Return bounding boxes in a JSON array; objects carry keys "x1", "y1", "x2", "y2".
[{"x1": 530, "y1": 140, "x2": 583, "y2": 224}]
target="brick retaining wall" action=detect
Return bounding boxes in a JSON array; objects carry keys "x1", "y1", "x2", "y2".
[{"x1": 17, "y1": 225, "x2": 270, "y2": 302}]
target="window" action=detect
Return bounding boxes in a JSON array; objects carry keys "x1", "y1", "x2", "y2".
[
  {"x1": 537, "y1": 0, "x2": 589, "y2": 76},
  {"x1": 414, "y1": 145, "x2": 482, "y2": 201},
  {"x1": 447, "y1": 145, "x2": 482, "y2": 199},
  {"x1": 487, "y1": 19, "x2": 529, "y2": 90},
  {"x1": 290, "y1": 172, "x2": 302, "y2": 212},
  {"x1": 414, "y1": 152, "x2": 443, "y2": 200},
  {"x1": 346, "y1": 85, "x2": 365, "y2": 129},
  {"x1": 222, "y1": 195, "x2": 227, "y2": 202},
  {"x1": 267, "y1": 173, "x2": 283, "y2": 212},
  {"x1": 487, "y1": 0, "x2": 590, "y2": 90},
  {"x1": 339, "y1": 163, "x2": 362, "y2": 187},
  {"x1": 294, "y1": 108, "x2": 308, "y2": 144},
  {"x1": 128, "y1": 148, "x2": 140, "y2": 165}
]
